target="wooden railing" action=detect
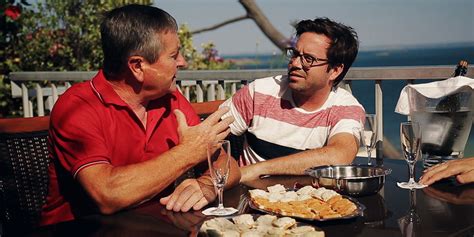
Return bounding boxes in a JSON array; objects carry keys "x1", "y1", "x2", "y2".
[{"x1": 8, "y1": 65, "x2": 474, "y2": 159}]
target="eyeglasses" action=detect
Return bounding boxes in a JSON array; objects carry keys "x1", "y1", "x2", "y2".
[{"x1": 285, "y1": 47, "x2": 329, "y2": 68}]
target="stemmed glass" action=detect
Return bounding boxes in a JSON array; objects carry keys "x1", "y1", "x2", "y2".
[
  {"x1": 202, "y1": 140, "x2": 237, "y2": 216},
  {"x1": 361, "y1": 114, "x2": 377, "y2": 165},
  {"x1": 398, "y1": 122, "x2": 426, "y2": 189}
]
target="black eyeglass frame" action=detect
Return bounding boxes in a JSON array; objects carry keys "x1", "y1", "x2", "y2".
[{"x1": 285, "y1": 47, "x2": 329, "y2": 68}]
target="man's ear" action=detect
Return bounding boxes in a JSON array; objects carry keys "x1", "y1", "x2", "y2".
[
  {"x1": 128, "y1": 56, "x2": 145, "y2": 83},
  {"x1": 328, "y1": 64, "x2": 344, "y2": 82}
]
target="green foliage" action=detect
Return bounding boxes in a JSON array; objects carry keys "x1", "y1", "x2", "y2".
[
  {"x1": 1, "y1": 0, "x2": 231, "y2": 117},
  {"x1": 1, "y1": 0, "x2": 29, "y2": 116},
  {"x1": 15, "y1": 0, "x2": 150, "y2": 71}
]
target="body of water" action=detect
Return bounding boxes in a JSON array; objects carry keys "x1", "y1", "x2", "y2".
[{"x1": 224, "y1": 44, "x2": 474, "y2": 158}]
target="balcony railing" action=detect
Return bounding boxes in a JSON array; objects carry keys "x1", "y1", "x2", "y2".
[{"x1": 8, "y1": 65, "x2": 474, "y2": 158}]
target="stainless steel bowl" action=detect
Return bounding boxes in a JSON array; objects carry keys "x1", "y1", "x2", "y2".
[{"x1": 305, "y1": 165, "x2": 392, "y2": 197}]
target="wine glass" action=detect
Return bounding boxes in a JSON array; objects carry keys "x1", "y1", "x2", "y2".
[
  {"x1": 202, "y1": 140, "x2": 237, "y2": 216},
  {"x1": 398, "y1": 122, "x2": 426, "y2": 189},
  {"x1": 361, "y1": 114, "x2": 377, "y2": 166}
]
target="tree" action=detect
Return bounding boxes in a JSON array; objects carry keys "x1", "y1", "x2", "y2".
[{"x1": 191, "y1": 0, "x2": 290, "y2": 51}]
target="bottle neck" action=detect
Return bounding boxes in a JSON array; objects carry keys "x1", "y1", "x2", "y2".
[{"x1": 454, "y1": 60, "x2": 468, "y2": 77}]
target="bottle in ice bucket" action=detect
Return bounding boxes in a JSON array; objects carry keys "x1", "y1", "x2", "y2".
[{"x1": 411, "y1": 60, "x2": 473, "y2": 169}]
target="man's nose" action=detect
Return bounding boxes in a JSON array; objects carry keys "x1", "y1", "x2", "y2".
[
  {"x1": 177, "y1": 52, "x2": 188, "y2": 68},
  {"x1": 288, "y1": 56, "x2": 302, "y2": 68}
]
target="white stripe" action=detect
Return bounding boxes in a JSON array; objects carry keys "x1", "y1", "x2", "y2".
[
  {"x1": 250, "y1": 116, "x2": 329, "y2": 149},
  {"x1": 248, "y1": 116, "x2": 360, "y2": 150},
  {"x1": 73, "y1": 160, "x2": 111, "y2": 178},
  {"x1": 89, "y1": 79, "x2": 105, "y2": 103},
  {"x1": 242, "y1": 142, "x2": 266, "y2": 165}
]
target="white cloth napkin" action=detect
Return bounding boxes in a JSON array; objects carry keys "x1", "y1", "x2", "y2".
[
  {"x1": 202, "y1": 207, "x2": 238, "y2": 216},
  {"x1": 395, "y1": 76, "x2": 474, "y2": 115},
  {"x1": 396, "y1": 182, "x2": 427, "y2": 189}
]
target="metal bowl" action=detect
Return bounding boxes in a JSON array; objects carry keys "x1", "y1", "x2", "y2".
[{"x1": 304, "y1": 165, "x2": 392, "y2": 197}]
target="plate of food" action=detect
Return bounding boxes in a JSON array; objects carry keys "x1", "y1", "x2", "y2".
[
  {"x1": 199, "y1": 213, "x2": 324, "y2": 237},
  {"x1": 247, "y1": 184, "x2": 365, "y2": 221}
]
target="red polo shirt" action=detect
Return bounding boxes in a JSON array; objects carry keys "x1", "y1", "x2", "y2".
[{"x1": 40, "y1": 70, "x2": 200, "y2": 226}]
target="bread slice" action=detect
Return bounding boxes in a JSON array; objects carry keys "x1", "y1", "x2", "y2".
[{"x1": 272, "y1": 216, "x2": 296, "y2": 229}]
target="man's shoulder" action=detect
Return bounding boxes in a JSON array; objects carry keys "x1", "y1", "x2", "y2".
[
  {"x1": 50, "y1": 81, "x2": 98, "y2": 120},
  {"x1": 251, "y1": 75, "x2": 288, "y2": 93},
  {"x1": 58, "y1": 81, "x2": 93, "y2": 101},
  {"x1": 253, "y1": 74, "x2": 286, "y2": 85},
  {"x1": 331, "y1": 87, "x2": 361, "y2": 105}
]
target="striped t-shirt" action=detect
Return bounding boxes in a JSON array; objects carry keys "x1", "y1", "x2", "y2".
[{"x1": 221, "y1": 75, "x2": 365, "y2": 166}]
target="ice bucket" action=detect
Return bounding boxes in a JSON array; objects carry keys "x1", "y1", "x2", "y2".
[{"x1": 407, "y1": 86, "x2": 474, "y2": 168}]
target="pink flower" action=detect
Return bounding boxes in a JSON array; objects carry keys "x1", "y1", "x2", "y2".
[
  {"x1": 49, "y1": 43, "x2": 64, "y2": 56},
  {"x1": 5, "y1": 5, "x2": 21, "y2": 21}
]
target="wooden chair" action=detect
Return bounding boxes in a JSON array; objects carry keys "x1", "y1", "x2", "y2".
[
  {"x1": 190, "y1": 100, "x2": 225, "y2": 119},
  {"x1": 0, "y1": 116, "x2": 51, "y2": 232}
]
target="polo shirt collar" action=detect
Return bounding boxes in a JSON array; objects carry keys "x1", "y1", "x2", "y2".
[{"x1": 90, "y1": 70, "x2": 129, "y2": 107}]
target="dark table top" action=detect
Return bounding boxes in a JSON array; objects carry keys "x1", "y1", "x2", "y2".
[{"x1": 23, "y1": 158, "x2": 474, "y2": 237}]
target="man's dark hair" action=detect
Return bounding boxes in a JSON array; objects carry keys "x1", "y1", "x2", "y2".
[
  {"x1": 295, "y1": 18, "x2": 359, "y2": 87},
  {"x1": 101, "y1": 4, "x2": 178, "y2": 78}
]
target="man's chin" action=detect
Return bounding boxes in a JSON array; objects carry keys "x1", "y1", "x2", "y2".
[
  {"x1": 169, "y1": 84, "x2": 177, "y2": 93},
  {"x1": 288, "y1": 82, "x2": 301, "y2": 91},
  {"x1": 169, "y1": 80, "x2": 177, "y2": 91}
]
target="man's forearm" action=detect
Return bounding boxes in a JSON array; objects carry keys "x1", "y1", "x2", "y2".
[
  {"x1": 249, "y1": 147, "x2": 343, "y2": 176},
  {"x1": 241, "y1": 133, "x2": 358, "y2": 181},
  {"x1": 77, "y1": 144, "x2": 205, "y2": 214}
]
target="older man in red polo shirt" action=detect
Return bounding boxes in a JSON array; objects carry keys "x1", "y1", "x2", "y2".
[{"x1": 40, "y1": 5, "x2": 239, "y2": 226}]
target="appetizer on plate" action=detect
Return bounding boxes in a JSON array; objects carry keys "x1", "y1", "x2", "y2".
[
  {"x1": 248, "y1": 184, "x2": 359, "y2": 220},
  {"x1": 199, "y1": 214, "x2": 324, "y2": 237}
]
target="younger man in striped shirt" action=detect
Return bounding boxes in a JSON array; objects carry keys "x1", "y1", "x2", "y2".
[{"x1": 221, "y1": 18, "x2": 365, "y2": 182}]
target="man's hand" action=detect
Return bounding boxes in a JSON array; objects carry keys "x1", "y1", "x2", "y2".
[
  {"x1": 159, "y1": 177, "x2": 215, "y2": 212},
  {"x1": 174, "y1": 107, "x2": 234, "y2": 163},
  {"x1": 420, "y1": 157, "x2": 474, "y2": 185}
]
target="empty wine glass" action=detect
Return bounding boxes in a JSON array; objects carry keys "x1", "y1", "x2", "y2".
[
  {"x1": 361, "y1": 114, "x2": 377, "y2": 166},
  {"x1": 202, "y1": 140, "x2": 237, "y2": 216},
  {"x1": 398, "y1": 122, "x2": 427, "y2": 189}
]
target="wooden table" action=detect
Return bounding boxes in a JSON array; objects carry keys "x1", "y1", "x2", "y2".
[{"x1": 23, "y1": 158, "x2": 474, "y2": 237}]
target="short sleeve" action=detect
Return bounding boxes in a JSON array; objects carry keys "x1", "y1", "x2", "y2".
[
  {"x1": 49, "y1": 95, "x2": 111, "y2": 178},
  {"x1": 328, "y1": 105, "x2": 366, "y2": 138},
  {"x1": 220, "y1": 84, "x2": 254, "y2": 136}
]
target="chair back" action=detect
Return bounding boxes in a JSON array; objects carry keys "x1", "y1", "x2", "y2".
[
  {"x1": 191, "y1": 100, "x2": 225, "y2": 120},
  {"x1": 0, "y1": 116, "x2": 50, "y2": 231}
]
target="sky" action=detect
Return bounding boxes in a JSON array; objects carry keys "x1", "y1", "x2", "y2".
[{"x1": 154, "y1": 0, "x2": 474, "y2": 55}]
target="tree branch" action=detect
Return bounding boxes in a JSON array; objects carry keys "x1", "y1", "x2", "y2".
[
  {"x1": 189, "y1": 0, "x2": 289, "y2": 52},
  {"x1": 191, "y1": 15, "x2": 250, "y2": 35},
  {"x1": 239, "y1": 0, "x2": 288, "y2": 51}
]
